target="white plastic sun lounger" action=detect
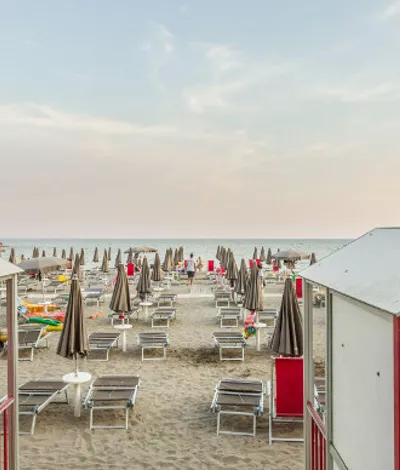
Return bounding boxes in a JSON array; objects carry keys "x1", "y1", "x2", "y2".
[
  {"x1": 17, "y1": 379, "x2": 70, "y2": 434},
  {"x1": 216, "y1": 307, "x2": 242, "y2": 328},
  {"x1": 137, "y1": 332, "x2": 169, "y2": 361},
  {"x1": 211, "y1": 378, "x2": 265, "y2": 437},
  {"x1": 212, "y1": 332, "x2": 246, "y2": 361},
  {"x1": 150, "y1": 307, "x2": 177, "y2": 328},
  {"x1": 88, "y1": 332, "x2": 121, "y2": 361},
  {"x1": 83, "y1": 375, "x2": 140, "y2": 430}
]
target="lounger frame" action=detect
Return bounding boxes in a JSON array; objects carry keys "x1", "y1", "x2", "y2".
[
  {"x1": 213, "y1": 332, "x2": 246, "y2": 361},
  {"x1": 150, "y1": 308, "x2": 177, "y2": 328},
  {"x1": 88, "y1": 332, "x2": 120, "y2": 361},
  {"x1": 217, "y1": 307, "x2": 242, "y2": 328},
  {"x1": 137, "y1": 333, "x2": 169, "y2": 361}
]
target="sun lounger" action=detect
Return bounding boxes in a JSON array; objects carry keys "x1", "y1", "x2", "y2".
[
  {"x1": 150, "y1": 307, "x2": 177, "y2": 328},
  {"x1": 214, "y1": 291, "x2": 232, "y2": 308},
  {"x1": 211, "y1": 378, "x2": 265, "y2": 436},
  {"x1": 88, "y1": 332, "x2": 121, "y2": 361},
  {"x1": 137, "y1": 332, "x2": 169, "y2": 361},
  {"x1": 108, "y1": 307, "x2": 140, "y2": 325},
  {"x1": 83, "y1": 288, "x2": 105, "y2": 308},
  {"x1": 17, "y1": 379, "x2": 69, "y2": 434},
  {"x1": 216, "y1": 307, "x2": 242, "y2": 328},
  {"x1": 44, "y1": 280, "x2": 67, "y2": 294},
  {"x1": 155, "y1": 293, "x2": 177, "y2": 307},
  {"x1": 212, "y1": 332, "x2": 246, "y2": 361},
  {"x1": 83, "y1": 375, "x2": 140, "y2": 430},
  {"x1": 267, "y1": 357, "x2": 304, "y2": 444},
  {"x1": 17, "y1": 326, "x2": 49, "y2": 361}
]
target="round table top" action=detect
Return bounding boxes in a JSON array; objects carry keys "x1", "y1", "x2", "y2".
[
  {"x1": 63, "y1": 372, "x2": 92, "y2": 384},
  {"x1": 114, "y1": 324, "x2": 133, "y2": 330},
  {"x1": 140, "y1": 302, "x2": 153, "y2": 306}
]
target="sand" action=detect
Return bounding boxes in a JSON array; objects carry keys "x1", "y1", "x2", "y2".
[{"x1": 0, "y1": 279, "x2": 326, "y2": 470}]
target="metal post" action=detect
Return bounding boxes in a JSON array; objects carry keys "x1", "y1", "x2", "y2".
[
  {"x1": 326, "y1": 288, "x2": 333, "y2": 470},
  {"x1": 303, "y1": 280, "x2": 314, "y2": 470}
]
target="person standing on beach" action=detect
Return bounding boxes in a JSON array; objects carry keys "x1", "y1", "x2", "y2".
[{"x1": 186, "y1": 253, "x2": 196, "y2": 287}]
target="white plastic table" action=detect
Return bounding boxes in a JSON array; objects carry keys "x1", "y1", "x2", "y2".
[
  {"x1": 140, "y1": 302, "x2": 153, "y2": 319},
  {"x1": 63, "y1": 371, "x2": 92, "y2": 417},
  {"x1": 255, "y1": 322, "x2": 267, "y2": 352},
  {"x1": 114, "y1": 324, "x2": 132, "y2": 352}
]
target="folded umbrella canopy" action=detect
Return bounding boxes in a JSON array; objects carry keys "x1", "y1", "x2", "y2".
[
  {"x1": 108, "y1": 247, "x2": 112, "y2": 261},
  {"x1": 79, "y1": 248, "x2": 85, "y2": 266},
  {"x1": 252, "y1": 247, "x2": 258, "y2": 260},
  {"x1": 9, "y1": 248, "x2": 16, "y2": 264},
  {"x1": 72, "y1": 253, "x2": 82, "y2": 281},
  {"x1": 92, "y1": 247, "x2": 99, "y2": 263},
  {"x1": 42, "y1": 250, "x2": 46, "y2": 257},
  {"x1": 220, "y1": 247, "x2": 227, "y2": 269},
  {"x1": 69, "y1": 247, "x2": 74, "y2": 262},
  {"x1": 101, "y1": 249, "x2": 108, "y2": 273},
  {"x1": 173, "y1": 248, "x2": 179, "y2": 267},
  {"x1": 269, "y1": 278, "x2": 303, "y2": 357},
  {"x1": 244, "y1": 261, "x2": 263, "y2": 311},
  {"x1": 109, "y1": 263, "x2": 131, "y2": 323},
  {"x1": 32, "y1": 247, "x2": 39, "y2": 258},
  {"x1": 309, "y1": 253, "x2": 317, "y2": 266},
  {"x1": 260, "y1": 247, "x2": 266, "y2": 262},
  {"x1": 234, "y1": 258, "x2": 248, "y2": 295},
  {"x1": 136, "y1": 257, "x2": 151, "y2": 296},
  {"x1": 178, "y1": 246, "x2": 184, "y2": 262},
  {"x1": 56, "y1": 274, "x2": 88, "y2": 374},
  {"x1": 52, "y1": 247, "x2": 58, "y2": 257},
  {"x1": 266, "y1": 248, "x2": 272, "y2": 265},
  {"x1": 162, "y1": 248, "x2": 173, "y2": 271},
  {"x1": 216, "y1": 245, "x2": 221, "y2": 260},
  {"x1": 126, "y1": 247, "x2": 134, "y2": 265},
  {"x1": 226, "y1": 252, "x2": 238, "y2": 281},
  {"x1": 151, "y1": 252, "x2": 162, "y2": 282},
  {"x1": 61, "y1": 249, "x2": 67, "y2": 259},
  {"x1": 114, "y1": 248, "x2": 121, "y2": 268}
]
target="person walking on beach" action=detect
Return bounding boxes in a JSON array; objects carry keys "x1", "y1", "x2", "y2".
[{"x1": 186, "y1": 253, "x2": 196, "y2": 287}]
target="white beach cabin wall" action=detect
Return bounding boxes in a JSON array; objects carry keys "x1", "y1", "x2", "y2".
[{"x1": 331, "y1": 293, "x2": 394, "y2": 470}]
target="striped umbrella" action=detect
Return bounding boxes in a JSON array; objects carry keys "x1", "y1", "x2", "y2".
[
  {"x1": 136, "y1": 257, "x2": 151, "y2": 295},
  {"x1": 226, "y1": 252, "x2": 238, "y2": 281},
  {"x1": 244, "y1": 261, "x2": 263, "y2": 311},
  {"x1": 93, "y1": 247, "x2": 99, "y2": 263},
  {"x1": 235, "y1": 258, "x2": 248, "y2": 295},
  {"x1": 269, "y1": 278, "x2": 303, "y2": 357},
  {"x1": 109, "y1": 263, "x2": 131, "y2": 322}
]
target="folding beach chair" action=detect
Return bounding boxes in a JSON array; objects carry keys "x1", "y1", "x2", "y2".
[
  {"x1": 212, "y1": 332, "x2": 246, "y2": 361},
  {"x1": 88, "y1": 332, "x2": 121, "y2": 361},
  {"x1": 83, "y1": 375, "x2": 140, "y2": 430},
  {"x1": 216, "y1": 307, "x2": 242, "y2": 328},
  {"x1": 150, "y1": 307, "x2": 177, "y2": 328},
  {"x1": 137, "y1": 332, "x2": 169, "y2": 361},
  {"x1": 211, "y1": 378, "x2": 265, "y2": 437},
  {"x1": 267, "y1": 357, "x2": 304, "y2": 444},
  {"x1": 18, "y1": 379, "x2": 70, "y2": 434}
]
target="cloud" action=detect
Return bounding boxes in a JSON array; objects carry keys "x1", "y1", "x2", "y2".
[
  {"x1": 0, "y1": 102, "x2": 177, "y2": 136},
  {"x1": 317, "y1": 82, "x2": 400, "y2": 102},
  {"x1": 377, "y1": 1, "x2": 400, "y2": 20},
  {"x1": 204, "y1": 44, "x2": 241, "y2": 75}
]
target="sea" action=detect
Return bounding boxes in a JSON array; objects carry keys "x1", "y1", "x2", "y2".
[{"x1": 1, "y1": 238, "x2": 351, "y2": 269}]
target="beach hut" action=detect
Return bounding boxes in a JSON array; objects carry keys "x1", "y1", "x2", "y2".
[
  {"x1": 300, "y1": 227, "x2": 400, "y2": 470},
  {"x1": 0, "y1": 259, "x2": 23, "y2": 470}
]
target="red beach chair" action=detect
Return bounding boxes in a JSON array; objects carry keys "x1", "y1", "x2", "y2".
[{"x1": 267, "y1": 357, "x2": 304, "y2": 444}]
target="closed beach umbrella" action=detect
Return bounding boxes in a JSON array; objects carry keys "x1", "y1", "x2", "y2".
[
  {"x1": 101, "y1": 249, "x2": 108, "y2": 273},
  {"x1": 126, "y1": 247, "x2": 134, "y2": 265},
  {"x1": 79, "y1": 248, "x2": 85, "y2": 266},
  {"x1": 72, "y1": 253, "x2": 82, "y2": 281},
  {"x1": 310, "y1": 253, "x2": 317, "y2": 266},
  {"x1": 173, "y1": 248, "x2": 179, "y2": 267},
  {"x1": 53, "y1": 247, "x2": 58, "y2": 257},
  {"x1": 114, "y1": 248, "x2": 121, "y2": 268},
  {"x1": 226, "y1": 253, "x2": 238, "y2": 281},
  {"x1": 216, "y1": 245, "x2": 221, "y2": 260},
  {"x1": 178, "y1": 246, "x2": 184, "y2": 262},
  {"x1": 61, "y1": 249, "x2": 67, "y2": 259},
  {"x1": 32, "y1": 247, "x2": 38, "y2": 258},
  {"x1": 42, "y1": 250, "x2": 46, "y2": 257},
  {"x1": 69, "y1": 247, "x2": 74, "y2": 261},
  {"x1": 269, "y1": 278, "x2": 303, "y2": 357},
  {"x1": 220, "y1": 247, "x2": 227, "y2": 269},
  {"x1": 56, "y1": 274, "x2": 88, "y2": 374},
  {"x1": 266, "y1": 248, "x2": 272, "y2": 265},
  {"x1": 93, "y1": 247, "x2": 99, "y2": 263},
  {"x1": 9, "y1": 248, "x2": 16, "y2": 264},
  {"x1": 108, "y1": 247, "x2": 112, "y2": 261},
  {"x1": 163, "y1": 248, "x2": 172, "y2": 271},
  {"x1": 260, "y1": 247, "x2": 266, "y2": 262},
  {"x1": 151, "y1": 252, "x2": 162, "y2": 281},
  {"x1": 136, "y1": 257, "x2": 151, "y2": 295},
  {"x1": 235, "y1": 259, "x2": 248, "y2": 295},
  {"x1": 244, "y1": 261, "x2": 263, "y2": 311},
  {"x1": 252, "y1": 247, "x2": 258, "y2": 260},
  {"x1": 109, "y1": 263, "x2": 131, "y2": 322}
]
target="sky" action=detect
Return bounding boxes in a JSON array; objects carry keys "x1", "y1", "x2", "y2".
[{"x1": 0, "y1": 0, "x2": 399, "y2": 239}]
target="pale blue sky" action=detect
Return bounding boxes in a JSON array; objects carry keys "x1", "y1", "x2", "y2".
[{"x1": 1, "y1": 1, "x2": 399, "y2": 238}]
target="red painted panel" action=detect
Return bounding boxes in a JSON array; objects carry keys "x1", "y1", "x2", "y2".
[{"x1": 208, "y1": 260, "x2": 214, "y2": 272}]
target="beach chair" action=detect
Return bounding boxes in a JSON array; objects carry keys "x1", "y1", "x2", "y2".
[
  {"x1": 215, "y1": 291, "x2": 232, "y2": 308},
  {"x1": 211, "y1": 378, "x2": 265, "y2": 437},
  {"x1": 18, "y1": 379, "x2": 70, "y2": 434},
  {"x1": 108, "y1": 307, "x2": 140, "y2": 325},
  {"x1": 257, "y1": 308, "x2": 278, "y2": 326},
  {"x1": 88, "y1": 332, "x2": 121, "y2": 361},
  {"x1": 212, "y1": 332, "x2": 246, "y2": 361},
  {"x1": 216, "y1": 307, "x2": 242, "y2": 328},
  {"x1": 17, "y1": 326, "x2": 49, "y2": 361},
  {"x1": 155, "y1": 293, "x2": 177, "y2": 307},
  {"x1": 150, "y1": 307, "x2": 177, "y2": 328},
  {"x1": 83, "y1": 375, "x2": 140, "y2": 430},
  {"x1": 83, "y1": 288, "x2": 105, "y2": 308},
  {"x1": 44, "y1": 279, "x2": 67, "y2": 294},
  {"x1": 267, "y1": 357, "x2": 304, "y2": 444},
  {"x1": 137, "y1": 332, "x2": 169, "y2": 361}
]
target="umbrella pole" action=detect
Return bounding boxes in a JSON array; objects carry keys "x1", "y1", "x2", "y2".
[
  {"x1": 74, "y1": 353, "x2": 79, "y2": 377},
  {"x1": 42, "y1": 277, "x2": 45, "y2": 302}
]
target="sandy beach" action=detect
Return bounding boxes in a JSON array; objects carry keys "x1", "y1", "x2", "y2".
[{"x1": 1, "y1": 278, "x2": 325, "y2": 470}]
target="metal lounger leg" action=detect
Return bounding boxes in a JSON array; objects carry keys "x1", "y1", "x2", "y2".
[{"x1": 125, "y1": 407, "x2": 129, "y2": 430}]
